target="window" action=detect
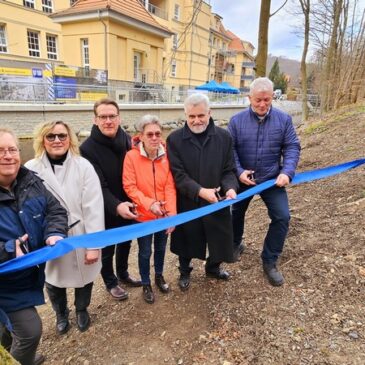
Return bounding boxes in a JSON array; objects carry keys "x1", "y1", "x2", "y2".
[
  {"x1": 70, "y1": 0, "x2": 77, "y2": 5},
  {"x1": 23, "y1": 0, "x2": 35, "y2": 8},
  {"x1": 27, "y1": 30, "x2": 40, "y2": 57},
  {"x1": 171, "y1": 59, "x2": 176, "y2": 77},
  {"x1": 0, "y1": 25, "x2": 7, "y2": 53},
  {"x1": 81, "y1": 38, "x2": 90, "y2": 75},
  {"x1": 42, "y1": 0, "x2": 53, "y2": 13},
  {"x1": 174, "y1": 4, "x2": 180, "y2": 20},
  {"x1": 46, "y1": 34, "x2": 57, "y2": 60},
  {"x1": 172, "y1": 34, "x2": 178, "y2": 49}
]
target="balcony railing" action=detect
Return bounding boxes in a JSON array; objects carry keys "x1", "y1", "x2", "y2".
[
  {"x1": 241, "y1": 75, "x2": 254, "y2": 81},
  {"x1": 242, "y1": 62, "x2": 255, "y2": 68},
  {"x1": 139, "y1": 0, "x2": 168, "y2": 20}
]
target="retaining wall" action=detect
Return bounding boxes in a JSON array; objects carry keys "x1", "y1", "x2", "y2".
[{"x1": 0, "y1": 101, "x2": 302, "y2": 138}]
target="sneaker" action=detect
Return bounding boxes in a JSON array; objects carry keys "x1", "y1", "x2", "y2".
[
  {"x1": 263, "y1": 263, "x2": 284, "y2": 286},
  {"x1": 142, "y1": 285, "x2": 155, "y2": 304}
]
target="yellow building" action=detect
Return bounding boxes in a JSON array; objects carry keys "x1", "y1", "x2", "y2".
[
  {"x1": 50, "y1": 0, "x2": 171, "y2": 86},
  {"x1": 0, "y1": 0, "x2": 254, "y2": 98},
  {"x1": 144, "y1": 1, "x2": 254, "y2": 91},
  {"x1": 224, "y1": 31, "x2": 255, "y2": 92},
  {"x1": 0, "y1": 0, "x2": 72, "y2": 64}
]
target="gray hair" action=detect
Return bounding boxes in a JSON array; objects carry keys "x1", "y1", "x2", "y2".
[
  {"x1": 135, "y1": 114, "x2": 162, "y2": 132},
  {"x1": 184, "y1": 93, "x2": 210, "y2": 113},
  {"x1": 0, "y1": 127, "x2": 19, "y2": 147},
  {"x1": 249, "y1": 77, "x2": 274, "y2": 95}
]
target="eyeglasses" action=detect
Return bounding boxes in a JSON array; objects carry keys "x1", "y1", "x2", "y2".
[
  {"x1": 97, "y1": 114, "x2": 119, "y2": 122},
  {"x1": 145, "y1": 131, "x2": 162, "y2": 138},
  {"x1": 45, "y1": 133, "x2": 68, "y2": 142},
  {"x1": 0, "y1": 147, "x2": 20, "y2": 157}
]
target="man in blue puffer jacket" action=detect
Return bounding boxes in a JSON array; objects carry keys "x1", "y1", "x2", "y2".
[
  {"x1": 228, "y1": 77, "x2": 301, "y2": 286},
  {"x1": 0, "y1": 128, "x2": 68, "y2": 365}
]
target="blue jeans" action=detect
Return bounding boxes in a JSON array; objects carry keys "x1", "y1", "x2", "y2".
[
  {"x1": 138, "y1": 230, "x2": 168, "y2": 285},
  {"x1": 232, "y1": 185, "x2": 290, "y2": 265}
]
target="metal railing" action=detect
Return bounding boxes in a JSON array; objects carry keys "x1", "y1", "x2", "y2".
[{"x1": 0, "y1": 80, "x2": 247, "y2": 104}]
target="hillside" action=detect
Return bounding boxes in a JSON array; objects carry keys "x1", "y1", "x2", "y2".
[
  {"x1": 267, "y1": 55, "x2": 301, "y2": 87},
  {"x1": 37, "y1": 103, "x2": 365, "y2": 365}
]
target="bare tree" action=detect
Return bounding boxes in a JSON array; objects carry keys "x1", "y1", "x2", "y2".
[
  {"x1": 299, "y1": 0, "x2": 310, "y2": 121},
  {"x1": 255, "y1": 0, "x2": 288, "y2": 77}
]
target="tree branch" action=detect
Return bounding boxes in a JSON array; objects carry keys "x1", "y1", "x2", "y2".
[{"x1": 270, "y1": 0, "x2": 288, "y2": 17}]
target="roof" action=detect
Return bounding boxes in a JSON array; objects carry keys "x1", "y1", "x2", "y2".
[
  {"x1": 51, "y1": 0, "x2": 171, "y2": 37},
  {"x1": 226, "y1": 29, "x2": 255, "y2": 58}
]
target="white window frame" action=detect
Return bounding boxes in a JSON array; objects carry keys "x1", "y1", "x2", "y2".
[
  {"x1": 0, "y1": 25, "x2": 8, "y2": 53},
  {"x1": 46, "y1": 34, "x2": 57, "y2": 60},
  {"x1": 42, "y1": 0, "x2": 53, "y2": 13},
  {"x1": 171, "y1": 59, "x2": 176, "y2": 77},
  {"x1": 172, "y1": 34, "x2": 178, "y2": 49},
  {"x1": 23, "y1": 0, "x2": 35, "y2": 9},
  {"x1": 174, "y1": 4, "x2": 180, "y2": 20},
  {"x1": 81, "y1": 38, "x2": 90, "y2": 73},
  {"x1": 27, "y1": 30, "x2": 40, "y2": 57}
]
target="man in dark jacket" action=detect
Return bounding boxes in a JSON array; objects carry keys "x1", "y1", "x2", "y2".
[
  {"x1": 167, "y1": 93, "x2": 238, "y2": 291},
  {"x1": 80, "y1": 98, "x2": 141, "y2": 301},
  {"x1": 0, "y1": 128, "x2": 68, "y2": 365},
  {"x1": 228, "y1": 77, "x2": 301, "y2": 286}
]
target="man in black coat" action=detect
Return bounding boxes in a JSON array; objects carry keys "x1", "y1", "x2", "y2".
[
  {"x1": 80, "y1": 98, "x2": 141, "y2": 300},
  {"x1": 167, "y1": 93, "x2": 238, "y2": 291}
]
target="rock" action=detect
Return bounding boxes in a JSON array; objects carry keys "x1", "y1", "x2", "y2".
[{"x1": 348, "y1": 331, "x2": 359, "y2": 339}]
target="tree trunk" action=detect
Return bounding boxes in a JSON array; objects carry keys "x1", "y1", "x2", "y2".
[
  {"x1": 255, "y1": 0, "x2": 271, "y2": 77},
  {"x1": 300, "y1": 0, "x2": 310, "y2": 121}
]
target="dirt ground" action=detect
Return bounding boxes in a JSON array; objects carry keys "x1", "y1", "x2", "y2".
[{"x1": 37, "y1": 103, "x2": 365, "y2": 365}]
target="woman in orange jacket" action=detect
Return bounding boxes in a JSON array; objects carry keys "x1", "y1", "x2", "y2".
[{"x1": 123, "y1": 115, "x2": 176, "y2": 304}]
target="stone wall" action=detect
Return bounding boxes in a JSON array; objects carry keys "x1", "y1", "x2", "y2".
[
  {"x1": 0, "y1": 103, "x2": 245, "y2": 138},
  {"x1": 0, "y1": 101, "x2": 303, "y2": 138}
]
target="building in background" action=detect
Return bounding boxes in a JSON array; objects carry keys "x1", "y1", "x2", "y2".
[{"x1": 0, "y1": 0, "x2": 254, "y2": 101}]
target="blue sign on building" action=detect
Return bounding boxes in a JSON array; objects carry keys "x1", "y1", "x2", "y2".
[
  {"x1": 32, "y1": 68, "x2": 43, "y2": 78},
  {"x1": 54, "y1": 76, "x2": 77, "y2": 99}
]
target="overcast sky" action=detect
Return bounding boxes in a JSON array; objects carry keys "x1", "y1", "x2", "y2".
[{"x1": 209, "y1": 0, "x2": 365, "y2": 61}]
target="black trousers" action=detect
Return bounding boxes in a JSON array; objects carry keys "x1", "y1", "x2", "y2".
[
  {"x1": 1, "y1": 307, "x2": 42, "y2": 365},
  {"x1": 46, "y1": 282, "x2": 93, "y2": 313},
  {"x1": 101, "y1": 241, "x2": 131, "y2": 290}
]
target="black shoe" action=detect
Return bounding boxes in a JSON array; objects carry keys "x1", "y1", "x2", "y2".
[
  {"x1": 178, "y1": 274, "x2": 190, "y2": 291},
  {"x1": 263, "y1": 263, "x2": 284, "y2": 286},
  {"x1": 34, "y1": 353, "x2": 45, "y2": 365},
  {"x1": 206, "y1": 269, "x2": 230, "y2": 281},
  {"x1": 119, "y1": 275, "x2": 142, "y2": 287},
  {"x1": 76, "y1": 310, "x2": 90, "y2": 332},
  {"x1": 233, "y1": 243, "x2": 245, "y2": 261},
  {"x1": 142, "y1": 285, "x2": 155, "y2": 304},
  {"x1": 56, "y1": 309, "x2": 70, "y2": 335},
  {"x1": 155, "y1": 274, "x2": 170, "y2": 293}
]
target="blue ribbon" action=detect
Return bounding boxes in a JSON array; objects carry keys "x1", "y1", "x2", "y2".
[{"x1": 0, "y1": 158, "x2": 364, "y2": 275}]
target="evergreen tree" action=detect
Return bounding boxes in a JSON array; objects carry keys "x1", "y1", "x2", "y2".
[{"x1": 268, "y1": 58, "x2": 288, "y2": 93}]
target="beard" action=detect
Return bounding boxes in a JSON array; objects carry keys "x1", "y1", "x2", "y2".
[{"x1": 189, "y1": 123, "x2": 208, "y2": 134}]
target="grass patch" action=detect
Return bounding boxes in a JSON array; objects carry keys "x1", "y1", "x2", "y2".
[{"x1": 304, "y1": 121, "x2": 327, "y2": 135}]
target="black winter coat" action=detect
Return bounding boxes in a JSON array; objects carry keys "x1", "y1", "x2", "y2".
[
  {"x1": 80, "y1": 125, "x2": 131, "y2": 229},
  {"x1": 167, "y1": 119, "x2": 238, "y2": 263},
  {"x1": 0, "y1": 167, "x2": 68, "y2": 313}
]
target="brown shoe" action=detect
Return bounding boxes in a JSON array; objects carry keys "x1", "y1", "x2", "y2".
[
  {"x1": 119, "y1": 275, "x2": 142, "y2": 287},
  {"x1": 109, "y1": 285, "x2": 129, "y2": 300}
]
